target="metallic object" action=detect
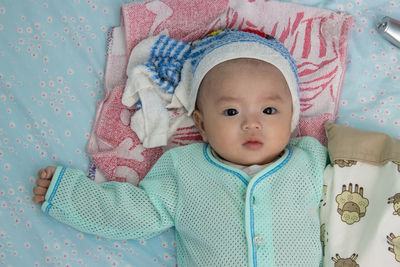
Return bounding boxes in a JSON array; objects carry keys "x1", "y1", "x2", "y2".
[{"x1": 376, "y1": 16, "x2": 400, "y2": 48}]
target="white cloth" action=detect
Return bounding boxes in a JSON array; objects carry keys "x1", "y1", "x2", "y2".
[{"x1": 122, "y1": 36, "x2": 194, "y2": 148}]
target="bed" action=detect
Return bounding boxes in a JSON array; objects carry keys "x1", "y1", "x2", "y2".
[{"x1": 1, "y1": 0, "x2": 399, "y2": 266}]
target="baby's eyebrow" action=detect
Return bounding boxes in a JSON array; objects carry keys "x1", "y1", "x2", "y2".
[
  {"x1": 216, "y1": 96, "x2": 240, "y2": 104},
  {"x1": 216, "y1": 94, "x2": 284, "y2": 104},
  {"x1": 261, "y1": 94, "x2": 284, "y2": 102}
]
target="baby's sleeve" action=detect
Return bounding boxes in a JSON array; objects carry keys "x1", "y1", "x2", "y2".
[{"x1": 42, "y1": 151, "x2": 178, "y2": 240}]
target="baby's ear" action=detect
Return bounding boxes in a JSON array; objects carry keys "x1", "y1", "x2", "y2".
[{"x1": 192, "y1": 110, "x2": 208, "y2": 142}]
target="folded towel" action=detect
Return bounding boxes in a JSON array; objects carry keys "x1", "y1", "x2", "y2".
[{"x1": 87, "y1": 0, "x2": 353, "y2": 184}]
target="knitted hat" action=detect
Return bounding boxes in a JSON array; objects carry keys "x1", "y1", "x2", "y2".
[{"x1": 174, "y1": 29, "x2": 300, "y2": 132}]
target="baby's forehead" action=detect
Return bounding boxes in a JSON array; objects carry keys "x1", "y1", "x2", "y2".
[
  {"x1": 202, "y1": 58, "x2": 284, "y2": 84},
  {"x1": 196, "y1": 58, "x2": 289, "y2": 101}
]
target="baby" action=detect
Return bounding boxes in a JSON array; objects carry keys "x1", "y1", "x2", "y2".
[{"x1": 33, "y1": 30, "x2": 327, "y2": 266}]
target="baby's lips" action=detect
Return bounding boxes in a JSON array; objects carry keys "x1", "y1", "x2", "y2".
[{"x1": 243, "y1": 139, "x2": 263, "y2": 149}]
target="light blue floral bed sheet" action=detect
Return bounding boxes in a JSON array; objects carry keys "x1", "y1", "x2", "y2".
[{"x1": 0, "y1": 0, "x2": 399, "y2": 266}]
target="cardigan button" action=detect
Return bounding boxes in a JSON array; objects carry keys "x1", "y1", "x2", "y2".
[{"x1": 253, "y1": 235, "x2": 264, "y2": 246}]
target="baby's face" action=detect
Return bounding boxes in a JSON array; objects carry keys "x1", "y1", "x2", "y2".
[{"x1": 193, "y1": 59, "x2": 293, "y2": 166}]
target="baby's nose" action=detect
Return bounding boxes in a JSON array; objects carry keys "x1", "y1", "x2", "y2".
[{"x1": 242, "y1": 118, "x2": 261, "y2": 131}]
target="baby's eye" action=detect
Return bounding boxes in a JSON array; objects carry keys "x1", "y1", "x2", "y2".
[
  {"x1": 263, "y1": 107, "x2": 276, "y2": 115},
  {"x1": 223, "y1": 109, "x2": 239, "y2": 116}
]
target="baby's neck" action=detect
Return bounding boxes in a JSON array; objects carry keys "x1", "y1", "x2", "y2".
[{"x1": 211, "y1": 149, "x2": 284, "y2": 177}]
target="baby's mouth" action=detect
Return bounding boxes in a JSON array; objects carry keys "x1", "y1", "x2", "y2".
[{"x1": 243, "y1": 139, "x2": 263, "y2": 149}]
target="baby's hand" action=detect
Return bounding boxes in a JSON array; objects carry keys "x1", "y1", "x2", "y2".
[{"x1": 33, "y1": 166, "x2": 56, "y2": 204}]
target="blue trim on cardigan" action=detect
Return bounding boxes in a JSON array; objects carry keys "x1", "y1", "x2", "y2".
[
  {"x1": 45, "y1": 167, "x2": 66, "y2": 215},
  {"x1": 202, "y1": 143, "x2": 249, "y2": 186},
  {"x1": 202, "y1": 142, "x2": 293, "y2": 266},
  {"x1": 249, "y1": 147, "x2": 293, "y2": 267}
]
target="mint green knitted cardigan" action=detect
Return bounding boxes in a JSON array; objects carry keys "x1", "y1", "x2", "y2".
[{"x1": 42, "y1": 137, "x2": 327, "y2": 266}]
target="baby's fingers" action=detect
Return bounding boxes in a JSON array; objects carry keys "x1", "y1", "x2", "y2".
[
  {"x1": 38, "y1": 166, "x2": 56, "y2": 180},
  {"x1": 33, "y1": 186, "x2": 48, "y2": 195},
  {"x1": 33, "y1": 166, "x2": 55, "y2": 205},
  {"x1": 36, "y1": 178, "x2": 51, "y2": 188},
  {"x1": 32, "y1": 195, "x2": 45, "y2": 204}
]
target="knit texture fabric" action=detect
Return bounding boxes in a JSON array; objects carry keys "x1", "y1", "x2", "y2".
[
  {"x1": 43, "y1": 137, "x2": 327, "y2": 266},
  {"x1": 124, "y1": 34, "x2": 192, "y2": 100}
]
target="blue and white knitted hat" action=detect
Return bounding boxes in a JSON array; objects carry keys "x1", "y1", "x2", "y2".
[{"x1": 175, "y1": 29, "x2": 300, "y2": 132}]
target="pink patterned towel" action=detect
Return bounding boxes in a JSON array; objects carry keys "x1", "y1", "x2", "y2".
[{"x1": 87, "y1": 0, "x2": 353, "y2": 184}]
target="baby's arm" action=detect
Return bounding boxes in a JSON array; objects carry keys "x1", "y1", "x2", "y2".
[
  {"x1": 31, "y1": 150, "x2": 178, "y2": 240},
  {"x1": 33, "y1": 166, "x2": 56, "y2": 204}
]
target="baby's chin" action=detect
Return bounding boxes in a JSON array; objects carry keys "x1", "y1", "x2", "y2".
[
  {"x1": 215, "y1": 148, "x2": 284, "y2": 166},
  {"x1": 227, "y1": 156, "x2": 277, "y2": 166}
]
